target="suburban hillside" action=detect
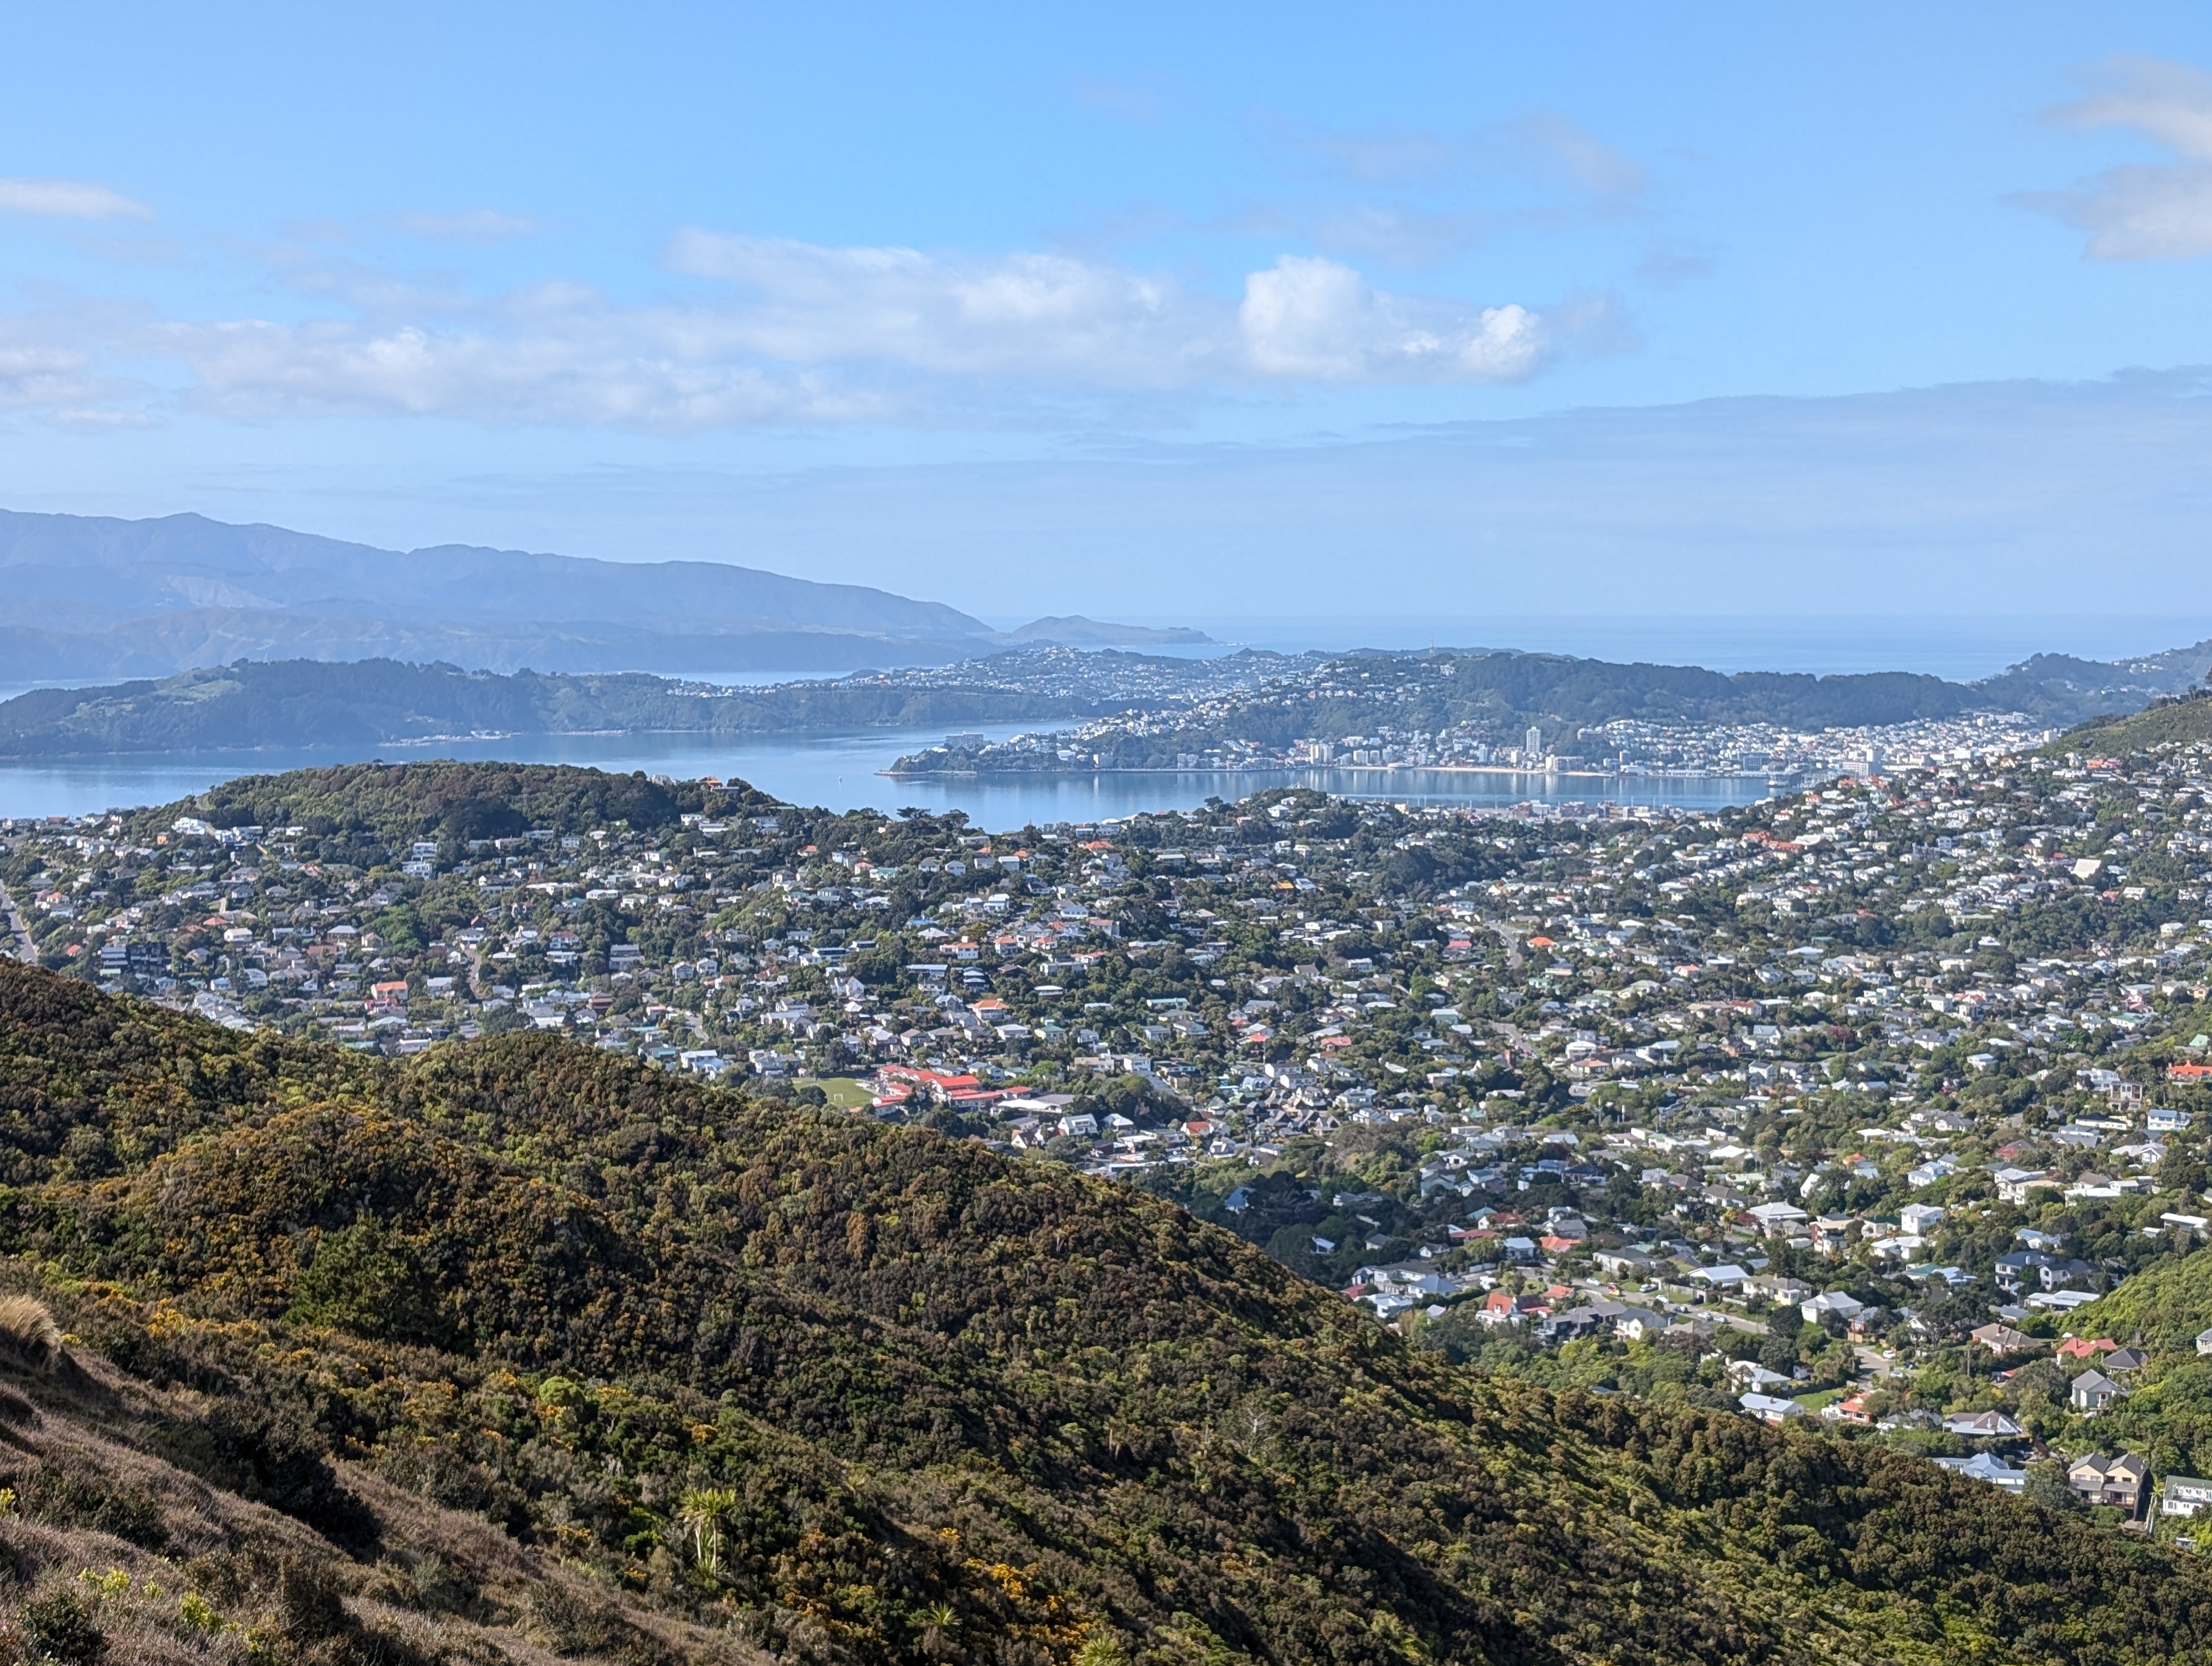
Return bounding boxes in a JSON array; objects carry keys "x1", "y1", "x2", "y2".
[
  {"x1": 0, "y1": 963, "x2": 2208, "y2": 1664},
  {"x1": 9, "y1": 637, "x2": 2211, "y2": 760}
]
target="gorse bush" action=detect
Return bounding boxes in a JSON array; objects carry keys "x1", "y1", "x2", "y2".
[{"x1": 20, "y1": 1591, "x2": 101, "y2": 1665}]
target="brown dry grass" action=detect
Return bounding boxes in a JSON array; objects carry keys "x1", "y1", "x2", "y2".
[
  {"x1": 0, "y1": 1298, "x2": 60, "y2": 1372},
  {"x1": 0, "y1": 1342, "x2": 765, "y2": 1666}
]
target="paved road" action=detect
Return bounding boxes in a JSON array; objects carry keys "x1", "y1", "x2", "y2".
[
  {"x1": 461, "y1": 938, "x2": 488, "y2": 1001},
  {"x1": 1679, "y1": 1305, "x2": 1771, "y2": 1337},
  {"x1": 1489, "y1": 920, "x2": 1525, "y2": 970},
  {"x1": 0, "y1": 882, "x2": 34, "y2": 965}
]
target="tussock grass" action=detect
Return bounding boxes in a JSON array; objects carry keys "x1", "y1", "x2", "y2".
[
  {"x1": 0, "y1": 1291, "x2": 743, "y2": 1666},
  {"x1": 0, "y1": 1297, "x2": 61, "y2": 1371}
]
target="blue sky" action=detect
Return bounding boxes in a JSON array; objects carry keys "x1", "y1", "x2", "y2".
[{"x1": 4, "y1": 1, "x2": 2212, "y2": 632}]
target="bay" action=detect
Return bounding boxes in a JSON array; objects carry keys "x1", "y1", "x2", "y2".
[{"x1": 0, "y1": 725, "x2": 1769, "y2": 830}]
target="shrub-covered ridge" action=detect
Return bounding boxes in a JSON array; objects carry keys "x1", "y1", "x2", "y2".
[{"x1": 0, "y1": 959, "x2": 2208, "y2": 1664}]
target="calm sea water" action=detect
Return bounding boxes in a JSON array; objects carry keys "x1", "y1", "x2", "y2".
[
  {"x1": 24, "y1": 610, "x2": 2111, "y2": 828},
  {"x1": 0, "y1": 725, "x2": 1767, "y2": 831},
  {"x1": 1163, "y1": 613, "x2": 2212, "y2": 681}
]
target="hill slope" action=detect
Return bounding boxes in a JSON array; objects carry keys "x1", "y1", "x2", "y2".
[
  {"x1": 0, "y1": 965, "x2": 2208, "y2": 1662},
  {"x1": 2050, "y1": 690, "x2": 2212, "y2": 756},
  {"x1": 1974, "y1": 645, "x2": 2212, "y2": 726}
]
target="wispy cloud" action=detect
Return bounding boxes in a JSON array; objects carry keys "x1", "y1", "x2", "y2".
[
  {"x1": 159, "y1": 309, "x2": 892, "y2": 430},
  {"x1": 1071, "y1": 74, "x2": 1165, "y2": 125},
  {"x1": 1512, "y1": 112, "x2": 1650, "y2": 201},
  {"x1": 0, "y1": 304, "x2": 150, "y2": 425},
  {"x1": 1290, "y1": 113, "x2": 1648, "y2": 202},
  {"x1": 68, "y1": 231, "x2": 190, "y2": 266},
  {"x1": 2021, "y1": 56, "x2": 2212, "y2": 258},
  {"x1": 1244, "y1": 112, "x2": 1652, "y2": 267},
  {"x1": 0, "y1": 177, "x2": 153, "y2": 221},
  {"x1": 1308, "y1": 205, "x2": 1507, "y2": 270},
  {"x1": 383, "y1": 371, "x2": 2212, "y2": 627},
  {"x1": 388, "y1": 208, "x2": 541, "y2": 243},
  {"x1": 0, "y1": 342, "x2": 100, "y2": 407}
]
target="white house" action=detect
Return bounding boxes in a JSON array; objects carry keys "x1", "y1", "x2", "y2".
[
  {"x1": 1802, "y1": 1291, "x2": 1866, "y2": 1325},
  {"x1": 1748, "y1": 1201, "x2": 1810, "y2": 1234},
  {"x1": 1739, "y1": 1393, "x2": 1805, "y2": 1425},
  {"x1": 2072, "y1": 1369, "x2": 2123, "y2": 1413},
  {"x1": 1940, "y1": 1409, "x2": 2023, "y2": 1438},
  {"x1": 1932, "y1": 1452, "x2": 2027, "y2": 1491},
  {"x1": 2163, "y1": 1476, "x2": 2212, "y2": 1517},
  {"x1": 1725, "y1": 1360, "x2": 1796, "y2": 1394}
]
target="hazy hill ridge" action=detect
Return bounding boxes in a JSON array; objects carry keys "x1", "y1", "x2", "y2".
[
  {"x1": 0, "y1": 510, "x2": 1203, "y2": 677},
  {"x1": 0, "y1": 957, "x2": 2205, "y2": 1663},
  {"x1": 0, "y1": 657, "x2": 1143, "y2": 759}
]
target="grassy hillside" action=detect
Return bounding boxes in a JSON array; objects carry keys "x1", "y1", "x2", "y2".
[{"x1": 1, "y1": 962, "x2": 2210, "y2": 1663}]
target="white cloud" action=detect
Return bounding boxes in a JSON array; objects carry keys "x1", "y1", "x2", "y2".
[
  {"x1": 0, "y1": 177, "x2": 153, "y2": 221},
  {"x1": 5, "y1": 232, "x2": 1565, "y2": 432},
  {"x1": 2025, "y1": 57, "x2": 2212, "y2": 258},
  {"x1": 2026, "y1": 164, "x2": 2212, "y2": 259},
  {"x1": 663, "y1": 231, "x2": 1221, "y2": 388},
  {"x1": 670, "y1": 233, "x2": 1554, "y2": 391},
  {"x1": 1239, "y1": 257, "x2": 1546, "y2": 383}
]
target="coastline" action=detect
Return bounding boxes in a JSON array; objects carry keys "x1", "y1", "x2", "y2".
[{"x1": 881, "y1": 761, "x2": 1783, "y2": 782}]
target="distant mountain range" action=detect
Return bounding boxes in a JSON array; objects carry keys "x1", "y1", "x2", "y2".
[{"x1": 0, "y1": 509, "x2": 1208, "y2": 678}]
